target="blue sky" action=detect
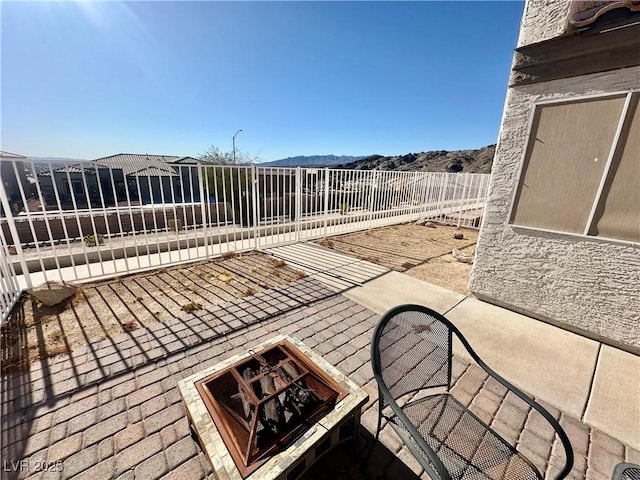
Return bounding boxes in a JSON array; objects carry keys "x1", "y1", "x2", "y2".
[{"x1": 1, "y1": 1, "x2": 524, "y2": 162}]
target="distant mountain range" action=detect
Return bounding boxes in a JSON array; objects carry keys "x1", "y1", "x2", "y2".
[
  {"x1": 259, "y1": 155, "x2": 365, "y2": 167},
  {"x1": 265, "y1": 145, "x2": 495, "y2": 173},
  {"x1": 334, "y1": 144, "x2": 495, "y2": 174}
]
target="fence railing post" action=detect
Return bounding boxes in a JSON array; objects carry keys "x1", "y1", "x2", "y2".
[
  {"x1": 0, "y1": 173, "x2": 32, "y2": 289},
  {"x1": 456, "y1": 172, "x2": 470, "y2": 228},
  {"x1": 323, "y1": 168, "x2": 330, "y2": 238},
  {"x1": 410, "y1": 171, "x2": 419, "y2": 220},
  {"x1": 251, "y1": 166, "x2": 259, "y2": 250},
  {"x1": 419, "y1": 172, "x2": 428, "y2": 217},
  {"x1": 367, "y1": 171, "x2": 375, "y2": 230},
  {"x1": 437, "y1": 174, "x2": 447, "y2": 222},
  {"x1": 198, "y1": 162, "x2": 210, "y2": 259},
  {"x1": 295, "y1": 167, "x2": 301, "y2": 242},
  {"x1": 0, "y1": 226, "x2": 22, "y2": 322}
]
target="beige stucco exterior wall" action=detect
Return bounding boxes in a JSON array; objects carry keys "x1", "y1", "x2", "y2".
[
  {"x1": 469, "y1": 0, "x2": 640, "y2": 351},
  {"x1": 516, "y1": 0, "x2": 571, "y2": 47}
]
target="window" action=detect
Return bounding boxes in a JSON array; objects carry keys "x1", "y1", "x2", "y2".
[
  {"x1": 72, "y1": 180, "x2": 84, "y2": 195},
  {"x1": 509, "y1": 91, "x2": 639, "y2": 243}
]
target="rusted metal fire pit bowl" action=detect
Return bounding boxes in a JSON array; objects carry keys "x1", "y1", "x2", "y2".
[
  {"x1": 195, "y1": 340, "x2": 347, "y2": 476},
  {"x1": 178, "y1": 335, "x2": 369, "y2": 480}
]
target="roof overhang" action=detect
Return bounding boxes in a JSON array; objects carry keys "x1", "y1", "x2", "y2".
[{"x1": 511, "y1": 3, "x2": 640, "y2": 87}]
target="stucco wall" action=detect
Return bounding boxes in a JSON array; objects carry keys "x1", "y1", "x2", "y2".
[
  {"x1": 517, "y1": 0, "x2": 572, "y2": 47},
  {"x1": 469, "y1": 7, "x2": 640, "y2": 351}
]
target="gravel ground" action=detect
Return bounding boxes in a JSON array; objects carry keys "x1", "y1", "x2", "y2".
[{"x1": 314, "y1": 222, "x2": 478, "y2": 295}]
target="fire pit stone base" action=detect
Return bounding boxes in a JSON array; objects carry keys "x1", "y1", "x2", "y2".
[{"x1": 178, "y1": 334, "x2": 369, "y2": 480}]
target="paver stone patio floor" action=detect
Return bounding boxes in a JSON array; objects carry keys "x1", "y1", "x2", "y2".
[{"x1": 2, "y1": 277, "x2": 639, "y2": 480}]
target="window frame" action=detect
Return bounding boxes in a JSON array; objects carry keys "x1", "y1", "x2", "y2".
[{"x1": 507, "y1": 89, "x2": 639, "y2": 246}]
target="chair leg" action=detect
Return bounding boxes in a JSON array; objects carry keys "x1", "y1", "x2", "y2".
[{"x1": 365, "y1": 389, "x2": 384, "y2": 458}]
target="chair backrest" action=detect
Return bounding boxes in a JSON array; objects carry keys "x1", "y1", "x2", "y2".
[{"x1": 371, "y1": 304, "x2": 453, "y2": 404}]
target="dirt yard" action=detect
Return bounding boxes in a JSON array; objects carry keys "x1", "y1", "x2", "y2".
[
  {"x1": 0, "y1": 252, "x2": 305, "y2": 374},
  {"x1": 315, "y1": 223, "x2": 478, "y2": 295}
]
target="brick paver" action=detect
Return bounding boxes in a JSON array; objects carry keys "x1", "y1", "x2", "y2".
[{"x1": 1, "y1": 277, "x2": 638, "y2": 480}]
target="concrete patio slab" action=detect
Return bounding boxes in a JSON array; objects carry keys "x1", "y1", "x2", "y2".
[
  {"x1": 446, "y1": 297, "x2": 600, "y2": 420},
  {"x1": 343, "y1": 271, "x2": 465, "y2": 315},
  {"x1": 585, "y1": 345, "x2": 640, "y2": 450},
  {"x1": 264, "y1": 242, "x2": 389, "y2": 292}
]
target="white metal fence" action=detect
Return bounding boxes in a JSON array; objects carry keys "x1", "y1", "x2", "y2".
[
  {"x1": 0, "y1": 225, "x2": 21, "y2": 322},
  {"x1": 0, "y1": 158, "x2": 489, "y2": 321}
]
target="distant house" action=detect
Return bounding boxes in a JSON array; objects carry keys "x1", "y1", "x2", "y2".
[
  {"x1": 0, "y1": 151, "x2": 32, "y2": 216},
  {"x1": 470, "y1": 0, "x2": 640, "y2": 350},
  {"x1": 37, "y1": 154, "x2": 201, "y2": 208}
]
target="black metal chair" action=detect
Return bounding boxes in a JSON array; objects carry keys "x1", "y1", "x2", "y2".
[{"x1": 370, "y1": 304, "x2": 574, "y2": 480}]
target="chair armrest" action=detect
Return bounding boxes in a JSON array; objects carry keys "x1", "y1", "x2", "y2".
[{"x1": 452, "y1": 331, "x2": 575, "y2": 480}]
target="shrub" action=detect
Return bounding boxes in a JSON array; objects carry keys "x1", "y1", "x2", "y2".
[
  {"x1": 84, "y1": 234, "x2": 104, "y2": 247},
  {"x1": 122, "y1": 320, "x2": 138, "y2": 332},
  {"x1": 181, "y1": 301, "x2": 202, "y2": 313}
]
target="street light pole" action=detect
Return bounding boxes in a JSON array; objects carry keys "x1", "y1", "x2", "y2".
[{"x1": 232, "y1": 129, "x2": 243, "y2": 165}]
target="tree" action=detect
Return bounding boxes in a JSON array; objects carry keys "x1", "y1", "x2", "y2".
[
  {"x1": 199, "y1": 146, "x2": 234, "y2": 165},
  {"x1": 199, "y1": 146, "x2": 256, "y2": 226},
  {"x1": 199, "y1": 146, "x2": 257, "y2": 166}
]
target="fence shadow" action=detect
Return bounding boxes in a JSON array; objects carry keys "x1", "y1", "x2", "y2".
[
  {"x1": 1, "y1": 298, "x2": 39, "y2": 480},
  {"x1": 0, "y1": 261, "x2": 340, "y2": 475}
]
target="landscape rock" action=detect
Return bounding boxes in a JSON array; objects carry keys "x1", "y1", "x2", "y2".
[
  {"x1": 453, "y1": 232, "x2": 464, "y2": 240},
  {"x1": 217, "y1": 273, "x2": 233, "y2": 283},
  {"x1": 425, "y1": 222, "x2": 436, "y2": 228},
  {"x1": 415, "y1": 219, "x2": 426, "y2": 226},
  {"x1": 452, "y1": 248, "x2": 473, "y2": 264},
  {"x1": 447, "y1": 161, "x2": 464, "y2": 173},
  {"x1": 28, "y1": 281, "x2": 76, "y2": 306}
]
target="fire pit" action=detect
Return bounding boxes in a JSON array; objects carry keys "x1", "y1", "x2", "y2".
[
  {"x1": 178, "y1": 334, "x2": 369, "y2": 480},
  {"x1": 195, "y1": 340, "x2": 347, "y2": 476}
]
